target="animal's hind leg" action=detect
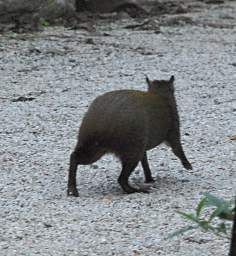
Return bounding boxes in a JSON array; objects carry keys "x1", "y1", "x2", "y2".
[
  {"x1": 118, "y1": 155, "x2": 150, "y2": 194},
  {"x1": 67, "y1": 151, "x2": 79, "y2": 197},
  {"x1": 166, "y1": 133, "x2": 192, "y2": 170},
  {"x1": 141, "y1": 152, "x2": 155, "y2": 183}
]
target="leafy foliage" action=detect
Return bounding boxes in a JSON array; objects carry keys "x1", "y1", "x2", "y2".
[
  {"x1": 169, "y1": 193, "x2": 235, "y2": 239},
  {"x1": 40, "y1": 18, "x2": 50, "y2": 27}
]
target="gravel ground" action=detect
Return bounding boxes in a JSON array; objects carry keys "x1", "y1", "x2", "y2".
[{"x1": 0, "y1": 1, "x2": 236, "y2": 255}]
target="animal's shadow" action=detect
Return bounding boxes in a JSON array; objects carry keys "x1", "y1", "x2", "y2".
[{"x1": 79, "y1": 169, "x2": 193, "y2": 197}]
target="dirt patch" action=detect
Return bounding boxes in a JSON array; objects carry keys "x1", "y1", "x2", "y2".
[{"x1": 0, "y1": 0, "x2": 218, "y2": 33}]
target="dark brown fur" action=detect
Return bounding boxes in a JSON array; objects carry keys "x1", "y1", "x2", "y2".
[{"x1": 67, "y1": 76, "x2": 192, "y2": 196}]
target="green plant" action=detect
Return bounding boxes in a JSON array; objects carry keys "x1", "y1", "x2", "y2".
[
  {"x1": 40, "y1": 18, "x2": 50, "y2": 27},
  {"x1": 169, "y1": 193, "x2": 235, "y2": 239}
]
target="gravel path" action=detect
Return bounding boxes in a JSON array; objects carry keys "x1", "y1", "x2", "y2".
[{"x1": 0, "y1": 1, "x2": 235, "y2": 255}]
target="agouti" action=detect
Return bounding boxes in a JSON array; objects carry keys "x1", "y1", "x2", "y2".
[{"x1": 67, "y1": 75, "x2": 192, "y2": 196}]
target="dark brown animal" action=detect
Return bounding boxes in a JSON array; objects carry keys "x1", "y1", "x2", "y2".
[{"x1": 67, "y1": 76, "x2": 192, "y2": 196}]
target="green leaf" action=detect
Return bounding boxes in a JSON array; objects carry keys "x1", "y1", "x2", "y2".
[
  {"x1": 176, "y1": 211, "x2": 199, "y2": 223},
  {"x1": 208, "y1": 205, "x2": 228, "y2": 222},
  {"x1": 216, "y1": 222, "x2": 227, "y2": 234},
  {"x1": 196, "y1": 197, "x2": 206, "y2": 217},
  {"x1": 167, "y1": 226, "x2": 198, "y2": 239},
  {"x1": 203, "y1": 193, "x2": 231, "y2": 209},
  {"x1": 218, "y1": 211, "x2": 234, "y2": 221},
  {"x1": 40, "y1": 18, "x2": 50, "y2": 27},
  {"x1": 198, "y1": 220, "x2": 210, "y2": 231}
]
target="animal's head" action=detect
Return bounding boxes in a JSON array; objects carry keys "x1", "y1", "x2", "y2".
[{"x1": 145, "y1": 75, "x2": 175, "y2": 95}]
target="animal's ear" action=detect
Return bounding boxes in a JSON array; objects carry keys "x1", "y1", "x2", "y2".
[
  {"x1": 145, "y1": 75, "x2": 152, "y2": 88},
  {"x1": 169, "y1": 75, "x2": 175, "y2": 83}
]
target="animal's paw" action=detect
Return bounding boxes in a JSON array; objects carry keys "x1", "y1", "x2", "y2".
[
  {"x1": 67, "y1": 187, "x2": 79, "y2": 197},
  {"x1": 145, "y1": 177, "x2": 155, "y2": 183},
  {"x1": 184, "y1": 161, "x2": 193, "y2": 170}
]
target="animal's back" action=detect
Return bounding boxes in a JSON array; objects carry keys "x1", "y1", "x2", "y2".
[{"x1": 78, "y1": 90, "x2": 171, "y2": 151}]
